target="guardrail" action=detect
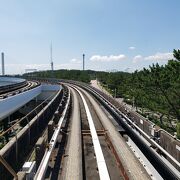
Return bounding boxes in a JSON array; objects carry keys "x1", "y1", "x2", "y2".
[
  {"x1": 0, "y1": 85, "x2": 63, "y2": 179},
  {"x1": 34, "y1": 86, "x2": 70, "y2": 180},
  {"x1": 0, "y1": 80, "x2": 28, "y2": 95}
]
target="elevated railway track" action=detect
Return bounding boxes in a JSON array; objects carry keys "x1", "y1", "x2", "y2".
[
  {"x1": 0, "y1": 77, "x2": 179, "y2": 179},
  {"x1": 63, "y1": 80, "x2": 180, "y2": 179},
  {"x1": 35, "y1": 83, "x2": 150, "y2": 180},
  {"x1": 0, "y1": 78, "x2": 27, "y2": 94},
  {"x1": 0, "y1": 80, "x2": 40, "y2": 99},
  {"x1": 0, "y1": 83, "x2": 65, "y2": 179}
]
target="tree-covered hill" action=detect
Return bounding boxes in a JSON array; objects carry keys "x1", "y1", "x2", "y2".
[{"x1": 26, "y1": 69, "x2": 96, "y2": 83}]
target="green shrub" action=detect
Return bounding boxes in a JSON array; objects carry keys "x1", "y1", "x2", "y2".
[{"x1": 176, "y1": 123, "x2": 180, "y2": 139}]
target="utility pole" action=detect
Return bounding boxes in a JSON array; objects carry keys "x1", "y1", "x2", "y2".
[{"x1": 83, "y1": 54, "x2": 85, "y2": 71}]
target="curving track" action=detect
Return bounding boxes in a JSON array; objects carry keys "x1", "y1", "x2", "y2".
[
  {"x1": 62, "y1": 86, "x2": 82, "y2": 180},
  {"x1": 61, "y1": 84, "x2": 151, "y2": 180},
  {"x1": 4, "y1": 78, "x2": 178, "y2": 180},
  {"x1": 65, "y1": 81, "x2": 180, "y2": 180},
  {"x1": 39, "y1": 83, "x2": 151, "y2": 180},
  {"x1": 0, "y1": 80, "x2": 40, "y2": 99}
]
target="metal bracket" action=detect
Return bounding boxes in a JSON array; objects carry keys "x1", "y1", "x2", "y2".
[{"x1": 0, "y1": 155, "x2": 18, "y2": 179}]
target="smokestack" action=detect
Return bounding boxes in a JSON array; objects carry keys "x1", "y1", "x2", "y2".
[
  {"x1": 1, "y1": 52, "x2": 5, "y2": 76},
  {"x1": 50, "y1": 43, "x2": 54, "y2": 71},
  {"x1": 83, "y1": 54, "x2": 85, "y2": 71}
]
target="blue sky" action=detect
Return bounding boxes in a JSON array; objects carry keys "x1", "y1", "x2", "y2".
[{"x1": 0, "y1": 0, "x2": 180, "y2": 74}]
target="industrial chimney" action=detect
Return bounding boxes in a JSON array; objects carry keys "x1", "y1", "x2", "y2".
[
  {"x1": 50, "y1": 44, "x2": 54, "y2": 71},
  {"x1": 1, "y1": 52, "x2": 5, "y2": 76},
  {"x1": 83, "y1": 54, "x2": 85, "y2": 71}
]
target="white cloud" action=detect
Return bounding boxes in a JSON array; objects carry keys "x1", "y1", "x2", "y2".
[
  {"x1": 5, "y1": 62, "x2": 81, "y2": 75},
  {"x1": 70, "y1": 58, "x2": 81, "y2": 64},
  {"x1": 4, "y1": 63, "x2": 50, "y2": 74},
  {"x1": 90, "y1": 54, "x2": 126, "y2": 62},
  {"x1": 133, "y1": 55, "x2": 143, "y2": 63},
  {"x1": 132, "y1": 52, "x2": 174, "y2": 64},
  {"x1": 129, "y1": 46, "x2": 136, "y2": 50},
  {"x1": 144, "y1": 52, "x2": 173, "y2": 61}
]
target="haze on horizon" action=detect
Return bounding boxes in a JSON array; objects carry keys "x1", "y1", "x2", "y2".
[{"x1": 0, "y1": 0, "x2": 179, "y2": 74}]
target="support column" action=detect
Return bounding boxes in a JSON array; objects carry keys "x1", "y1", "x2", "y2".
[
  {"x1": 48, "y1": 120, "x2": 54, "y2": 142},
  {"x1": 35, "y1": 137, "x2": 46, "y2": 169}
]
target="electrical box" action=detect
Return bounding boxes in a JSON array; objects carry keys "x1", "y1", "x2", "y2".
[{"x1": 22, "y1": 161, "x2": 36, "y2": 180}]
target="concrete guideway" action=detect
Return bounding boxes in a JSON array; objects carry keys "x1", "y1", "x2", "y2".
[
  {"x1": 79, "y1": 86, "x2": 151, "y2": 180},
  {"x1": 0, "y1": 84, "x2": 41, "y2": 121},
  {"x1": 62, "y1": 87, "x2": 82, "y2": 180},
  {"x1": 73, "y1": 85, "x2": 110, "y2": 180},
  {"x1": 0, "y1": 77, "x2": 25, "y2": 87},
  {"x1": 0, "y1": 77, "x2": 27, "y2": 95}
]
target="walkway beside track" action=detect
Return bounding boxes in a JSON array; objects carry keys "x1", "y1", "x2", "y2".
[{"x1": 63, "y1": 87, "x2": 82, "y2": 180}]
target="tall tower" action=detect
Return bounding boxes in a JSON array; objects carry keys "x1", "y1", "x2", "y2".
[
  {"x1": 50, "y1": 43, "x2": 54, "y2": 71},
  {"x1": 1, "y1": 52, "x2": 5, "y2": 75},
  {"x1": 83, "y1": 54, "x2": 85, "y2": 71}
]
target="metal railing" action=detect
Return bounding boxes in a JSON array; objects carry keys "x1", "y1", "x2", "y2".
[{"x1": 0, "y1": 86, "x2": 63, "y2": 179}]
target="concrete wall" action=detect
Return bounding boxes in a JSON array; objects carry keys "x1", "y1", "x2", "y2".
[
  {"x1": 0, "y1": 86, "x2": 42, "y2": 120},
  {"x1": 0, "y1": 89, "x2": 63, "y2": 179},
  {"x1": 159, "y1": 131, "x2": 180, "y2": 170},
  {"x1": 37, "y1": 84, "x2": 61, "y2": 101},
  {"x1": 0, "y1": 84, "x2": 61, "y2": 120},
  {"x1": 0, "y1": 77, "x2": 25, "y2": 83},
  {"x1": 41, "y1": 84, "x2": 60, "y2": 91}
]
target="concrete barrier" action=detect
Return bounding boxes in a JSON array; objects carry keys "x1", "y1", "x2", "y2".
[{"x1": 0, "y1": 88, "x2": 63, "y2": 179}]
